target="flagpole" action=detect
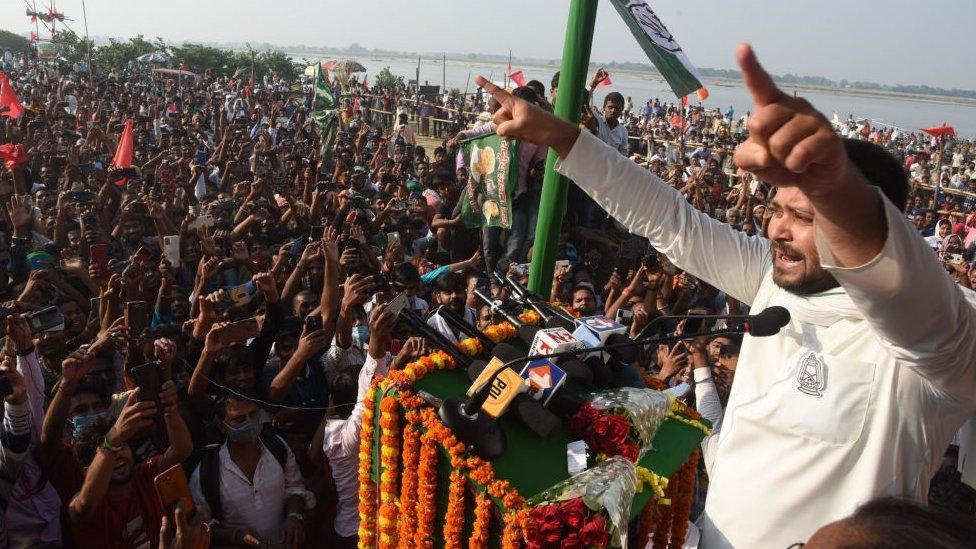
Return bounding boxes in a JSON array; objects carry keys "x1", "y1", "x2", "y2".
[
  {"x1": 80, "y1": 0, "x2": 92, "y2": 77},
  {"x1": 527, "y1": 0, "x2": 598, "y2": 296},
  {"x1": 442, "y1": 54, "x2": 446, "y2": 94}
]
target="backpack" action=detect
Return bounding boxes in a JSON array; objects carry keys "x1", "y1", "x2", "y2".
[{"x1": 198, "y1": 429, "x2": 288, "y2": 522}]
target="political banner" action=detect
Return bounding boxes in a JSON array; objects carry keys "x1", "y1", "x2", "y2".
[{"x1": 460, "y1": 132, "x2": 519, "y2": 229}]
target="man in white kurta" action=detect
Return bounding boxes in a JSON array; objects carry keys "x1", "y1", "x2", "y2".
[{"x1": 474, "y1": 44, "x2": 976, "y2": 548}]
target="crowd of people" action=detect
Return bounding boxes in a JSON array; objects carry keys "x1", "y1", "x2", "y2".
[{"x1": 0, "y1": 44, "x2": 972, "y2": 549}]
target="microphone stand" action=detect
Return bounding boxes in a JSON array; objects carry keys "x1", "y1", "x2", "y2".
[
  {"x1": 438, "y1": 362, "x2": 508, "y2": 459},
  {"x1": 436, "y1": 305, "x2": 494, "y2": 350}
]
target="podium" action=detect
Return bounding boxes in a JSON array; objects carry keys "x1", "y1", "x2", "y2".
[{"x1": 358, "y1": 334, "x2": 709, "y2": 548}]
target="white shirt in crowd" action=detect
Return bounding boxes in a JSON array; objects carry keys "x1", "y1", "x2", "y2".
[
  {"x1": 322, "y1": 352, "x2": 391, "y2": 538},
  {"x1": 189, "y1": 438, "x2": 315, "y2": 542},
  {"x1": 593, "y1": 110, "x2": 630, "y2": 156},
  {"x1": 556, "y1": 131, "x2": 976, "y2": 549},
  {"x1": 427, "y1": 306, "x2": 477, "y2": 345}
]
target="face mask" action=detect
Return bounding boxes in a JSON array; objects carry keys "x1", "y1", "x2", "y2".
[
  {"x1": 352, "y1": 326, "x2": 370, "y2": 347},
  {"x1": 223, "y1": 418, "x2": 261, "y2": 444},
  {"x1": 71, "y1": 410, "x2": 108, "y2": 438}
]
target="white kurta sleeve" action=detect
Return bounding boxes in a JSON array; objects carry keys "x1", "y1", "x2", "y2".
[
  {"x1": 815, "y1": 190, "x2": 976, "y2": 403},
  {"x1": 555, "y1": 131, "x2": 772, "y2": 306}
]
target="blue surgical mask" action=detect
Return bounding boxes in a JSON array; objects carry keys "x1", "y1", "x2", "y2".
[
  {"x1": 71, "y1": 410, "x2": 108, "y2": 438},
  {"x1": 352, "y1": 326, "x2": 370, "y2": 347},
  {"x1": 223, "y1": 418, "x2": 261, "y2": 444}
]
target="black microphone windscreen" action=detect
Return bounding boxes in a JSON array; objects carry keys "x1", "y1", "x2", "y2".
[
  {"x1": 511, "y1": 394, "x2": 562, "y2": 439},
  {"x1": 585, "y1": 355, "x2": 616, "y2": 388},
  {"x1": 543, "y1": 316, "x2": 576, "y2": 331},
  {"x1": 518, "y1": 324, "x2": 540, "y2": 345},
  {"x1": 605, "y1": 333, "x2": 639, "y2": 364},
  {"x1": 555, "y1": 357, "x2": 594, "y2": 385},
  {"x1": 466, "y1": 360, "x2": 488, "y2": 381},
  {"x1": 547, "y1": 390, "x2": 584, "y2": 418},
  {"x1": 748, "y1": 306, "x2": 791, "y2": 337},
  {"x1": 491, "y1": 342, "x2": 525, "y2": 364}
]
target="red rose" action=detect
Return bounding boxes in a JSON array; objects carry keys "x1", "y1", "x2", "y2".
[
  {"x1": 619, "y1": 442, "x2": 639, "y2": 462},
  {"x1": 558, "y1": 498, "x2": 588, "y2": 529},
  {"x1": 561, "y1": 532, "x2": 584, "y2": 549},
  {"x1": 540, "y1": 504, "x2": 563, "y2": 544},
  {"x1": 601, "y1": 414, "x2": 632, "y2": 445},
  {"x1": 525, "y1": 516, "x2": 544, "y2": 545},
  {"x1": 569, "y1": 403, "x2": 600, "y2": 437},
  {"x1": 579, "y1": 515, "x2": 610, "y2": 548}
]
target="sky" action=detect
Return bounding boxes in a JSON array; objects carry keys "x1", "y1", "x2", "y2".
[{"x1": 5, "y1": 0, "x2": 974, "y2": 89}]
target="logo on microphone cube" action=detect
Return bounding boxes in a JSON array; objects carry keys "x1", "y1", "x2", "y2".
[
  {"x1": 519, "y1": 359, "x2": 567, "y2": 406},
  {"x1": 529, "y1": 328, "x2": 586, "y2": 357},
  {"x1": 576, "y1": 315, "x2": 627, "y2": 343},
  {"x1": 467, "y1": 357, "x2": 528, "y2": 419}
]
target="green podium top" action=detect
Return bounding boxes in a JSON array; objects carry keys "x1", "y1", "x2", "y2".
[{"x1": 411, "y1": 365, "x2": 707, "y2": 505}]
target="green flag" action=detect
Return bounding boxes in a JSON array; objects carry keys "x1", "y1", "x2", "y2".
[
  {"x1": 460, "y1": 133, "x2": 519, "y2": 229},
  {"x1": 311, "y1": 65, "x2": 338, "y2": 167},
  {"x1": 609, "y1": 0, "x2": 709, "y2": 101}
]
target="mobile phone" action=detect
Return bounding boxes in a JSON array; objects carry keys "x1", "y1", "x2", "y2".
[
  {"x1": 67, "y1": 190, "x2": 94, "y2": 203},
  {"x1": 216, "y1": 317, "x2": 261, "y2": 346},
  {"x1": 388, "y1": 232, "x2": 401, "y2": 248},
  {"x1": 154, "y1": 464, "x2": 196, "y2": 526},
  {"x1": 162, "y1": 235, "x2": 180, "y2": 268},
  {"x1": 304, "y1": 314, "x2": 323, "y2": 332},
  {"x1": 315, "y1": 182, "x2": 338, "y2": 193},
  {"x1": 641, "y1": 253, "x2": 660, "y2": 271},
  {"x1": 133, "y1": 246, "x2": 153, "y2": 265},
  {"x1": 943, "y1": 252, "x2": 965, "y2": 265},
  {"x1": 26, "y1": 306, "x2": 64, "y2": 334},
  {"x1": 386, "y1": 292, "x2": 409, "y2": 319},
  {"x1": 89, "y1": 243, "x2": 110, "y2": 276},
  {"x1": 0, "y1": 373, "x2": 11, "y2": 401},
  {"x1": 310, "y1": 225, "x2": 325, "y2": 239},
  {"x1": 554, "y1": 259, "x2": 570, "y2": 271},
  {"x1": 125, "y1": 301, "x2": 150, "y2": 337},
  {"x1": 616, "y1": 308, "x2": 634, "y2": 326},
  {"x1": 188, "y1": 214, "x2": 214, "y2": 230},
  {"x1": 81, "y1": 212, "x2": 99, "y2": 229},
  {"x1": 129, "y1": 361, "x2": 163, "y2": 404}
]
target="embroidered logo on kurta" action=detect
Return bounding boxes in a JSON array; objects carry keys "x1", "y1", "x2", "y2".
[{"x1": 796, "y1": 351, "x2": 828, "y2": 397}]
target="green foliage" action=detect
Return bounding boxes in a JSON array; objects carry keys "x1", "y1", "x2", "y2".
[
  {"x1": 0, "y1": 29, "x2": 28, "y2": 53},
  {"x1": 51, "y1": 30, "x2": 95, "y2": 64},
  {"x1": 94, "y1": 34, "x2": 162, "y2": 72},
  {"x1": 375, "y1": 66, "x2": 403, "y2": 89}
]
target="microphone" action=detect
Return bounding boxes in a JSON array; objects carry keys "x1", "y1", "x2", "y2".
[
  {"x1": 494, "y1": 306, "x2": 792, "y2": 384},
  {"x1": 434, "y1": 305, "x2": 494, "y2": 351},
  {"x1": 490, "y1": 344, "x2": 584, "y2": 418},
  {"x1": 472, "y1": 288, "x2": 542, "y2": 344},
  {"x1": 497, "y1": 271, "x2": 577, "y2": 329},
  {"x1": 525, "y1": 328, "x2": 593, "y2": 385},
  {"x1": 438, "y1": 364, "x2": 509, "y2": 459},
  {"x1": 398, "y1": 308, "x2": 472, "y2": 368},
  {"x1": 465, "y1": 351, "x2": 563, "y2": 439}
]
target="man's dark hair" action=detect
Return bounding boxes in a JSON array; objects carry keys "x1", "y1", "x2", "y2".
[
  {"x1": 72, "y1": 416, "x2": 111, "y2": 467},
  {"x1": 330, "y1": 365, "x2": 360, "y2": 420},
  {"x1": 527, "y1": 80, "x2": 545, "y2": 101},
  {"x1": 843, "y1": 138, "x2": 909, "y2": 211},
  {"x1": 214, "y1": 390, "x2": 260, "y2": 421},
  {"x1": 604, "y1": 92, "x2": 624, "y2": 106},
  {"x1": 394, "y1": 262, "x2": 421, "y2": 285},
  {"x1": 75, "y1": 375, "x2": 113, "y2": 409},
  {"x1": 432, "y1": 271, "x2": 466, "y2": 293},
  {"x1": 512, "y1": 86, "x2": 538, "y2": 104},
  {"x1": 550, "y1": 71, "x2": 560, "y2": 91},
  {"x1": 844, "y1": 497, "x2": 976, "y2": 547}
]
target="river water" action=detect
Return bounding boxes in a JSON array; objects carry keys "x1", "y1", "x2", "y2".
[{"x1": 297, "y1": 53, "x2": 976, "y2": 138}]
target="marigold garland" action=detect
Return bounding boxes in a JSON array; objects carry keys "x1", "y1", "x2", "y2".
[
  {"x1": 396, "y1": 422, "x2": 421, "y2": 549},
  {"x1": 518, "y1": 309, "x2": 542, "y2": 326},
  {"x1": 378, "y1": 396, "x2": 401, "y2": 548},
  {"x1": 502, "y1": 509, "x2": 529, "y2": 549},
  {"x1": 357, "y1": 385, "x2": 378, "y2": 548},
  {"x1": 470, "y1": 492, "x2": 493, "y2": 549},
  {"x1": 457, "y1": 336, "x2": 484, "y2": 357},
  {"x1": 442, "y1": 471, "x2": 466, "y2": 548},
  {"x1": 484, "y1": 321, "x2": 517, "y2": 343},
  {"x1": 669, "y1": 449, "x2": 699, "y2": 548},
  {"x1": 413, "y1": 433, "x2": 439, "y2": 548}
]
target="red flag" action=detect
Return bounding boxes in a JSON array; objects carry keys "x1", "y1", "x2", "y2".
[
  {"x1": 0, "y1": 143, "x2": 28, "y2": 170},
  {"x1": 681, "y1": 95, "x2": 688, "y2": 107},
  {"x1": 111, "y1": 119, "x2": 134, "y2": 186},
  {"x1": 595, "y1": 75, "x2": 613, "y2": 89},
  {"x1": 509, "y1": 70, "x2": 526, "y2": 87},
  {"x1": 322, "y1": 60, "x2": 335, "y2": 71},
  {"x1": 30, "y1": 15, "x2": 36, "y2": 23},
  {"x1": 0, "y1": 74, "x2": 24, "y2": 119},
  {"x1": 921, "y1": 125, "x2": 956, "y2": 138},
  {"x1": 28, "y1": 32, "x2": 37, "y2": 42}
]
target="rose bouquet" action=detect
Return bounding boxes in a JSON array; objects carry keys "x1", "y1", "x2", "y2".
[
  {"x1": 569, "y1": 387, "x2": 671, "y2": 463},
  {"x1": 525, "y1": 458, "x2": 639, "y2": 548}
]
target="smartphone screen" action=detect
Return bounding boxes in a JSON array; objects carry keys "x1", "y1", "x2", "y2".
[
  {"x1": 217, "y1": 317, "x2": 261, "y2": 346},
  {"x1": 90, "y1": 243, "x2": 109, "y2": 275},
  {"x1": 126, "y1": 301, "x2": 150, "y2": 336},
  {"x1": 27, "y1": 306, "x2": 64, "y2": 334},
  {"x1": 130, "y1": 361, "x2": 163, "y2": 403},
  {"x1": 386, "y1": 292, "x2": 409, "y2": 319}
]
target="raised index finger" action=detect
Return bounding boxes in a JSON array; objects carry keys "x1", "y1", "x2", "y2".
[
  {"x1": 736, "y1": 43, "x2": 784, "y2": 108},
  {"x1": 475, "y1": 75, "x2": 512, "y2": 105}
]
